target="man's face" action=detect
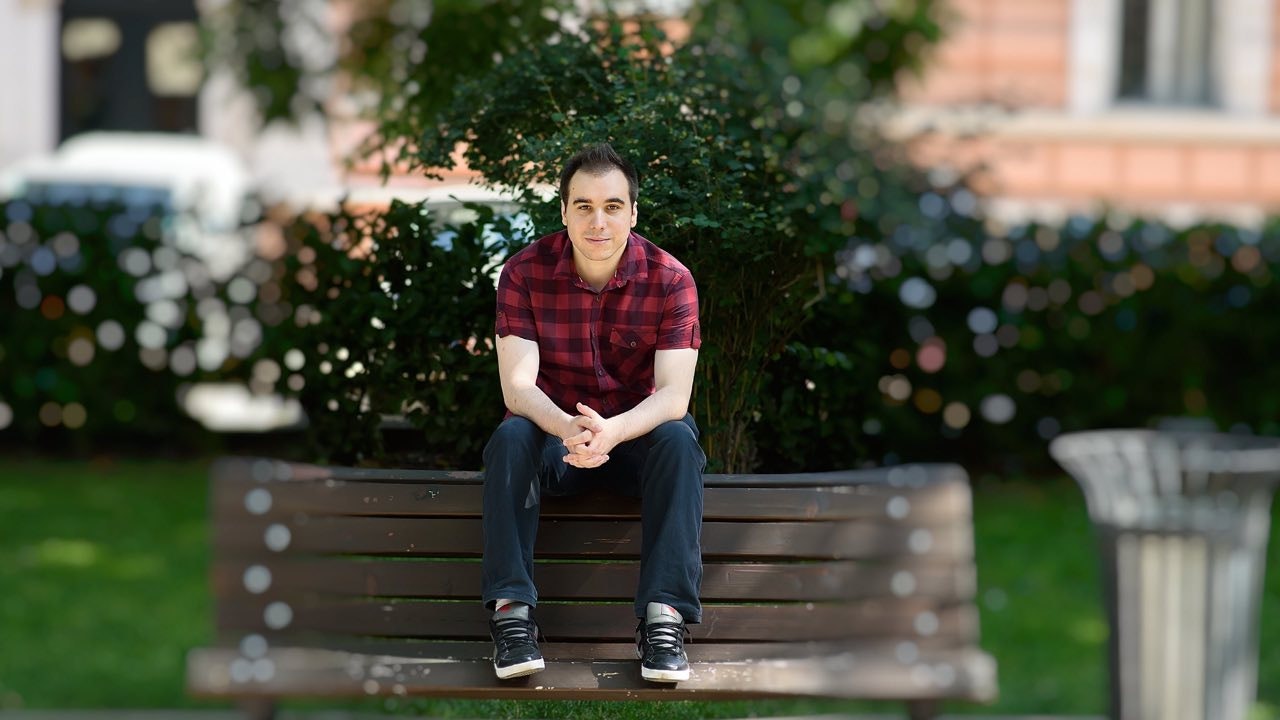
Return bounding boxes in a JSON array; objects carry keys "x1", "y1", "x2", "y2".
[{"x1": 560, "y1": 168, "x2": 637, "y2": 269}]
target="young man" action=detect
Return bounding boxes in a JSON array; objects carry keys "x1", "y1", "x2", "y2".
[{"x1": 481, "y1": 143, "x2": 705, "y2": 682}]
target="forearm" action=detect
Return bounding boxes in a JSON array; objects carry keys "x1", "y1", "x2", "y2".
[
  {"x1": 503, "y1": 384, "x2": 574, "y2": 439},
  {"x1": 610, "y1": 386, "x2": 691, "y2": 443}
]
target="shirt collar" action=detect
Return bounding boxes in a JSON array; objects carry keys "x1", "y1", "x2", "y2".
[{"x1": 552, "y1": 231, "x2": 649, "y2": 288}]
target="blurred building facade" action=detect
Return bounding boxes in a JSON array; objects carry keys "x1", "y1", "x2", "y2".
[
  {"x1": 4, "y1": 0, "x2": 1279, "y2": 224},
  {"x1": 0, "y1": 0, "x2": 346, "y2": 212},
  {"x1": 1, "y1": 0, "x2": 205, "y2": 162},
  {"x1": 895, "y1": 0, "x2": 1280, "y2": 225}
]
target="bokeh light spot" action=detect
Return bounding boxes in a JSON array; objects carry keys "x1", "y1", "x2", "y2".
[
  {"x1": 916, "y1": 338, "x2": 946, "y2": 374},
  {"x1": 39, "y1": 402, "x2": 62, "y2": 427},
  {"x1": 136, "y1": 321, "x2": 167, "y2": 349},
  {"x1": 62, "y1": 403, "x2": 87, "y2": 429},
  {"x1": 67, "y1": 338, "x2": 95, "y2": 367},
  {"x1": 97, "y1": 320, "x2": 126, "y2": 351},
  {"x1": 40, "y1": 295, "x2": 66, "y2": 320},
  {"x1": 1036, "y1": 417, "x2": 1062, "y2": 440},
  {"x1": 898, "y1": 277, "x2": 936, "y2": 309},
  {"x1": 967, "y1": 307, "x2": 998, "y2": 335},
  {"x1": 1078, "y1": 291, "x2": 1105, "y2": 316},
  {"x1": 979, "y1": 394, "x2": 1016, "y2": 424},
  {"x1": 30, "y1": 246, "x2": 57, "y2": 276},
  {"x1": 1001, "y1": 282, "x2": 1028, "y2": 312},
  {"x1": 67, "y1": 285, "x2": 97, "y2": 314},
  {"x1": 118, "y1": 247, "x2": 152, "y2": 277},
  {"x1": 943, "y1": 402, "x2": 970, "y2": 429},
  {"x1": 973, "y1": 334, "x2": 999, "y2": 358},
  {"x1": 1047, "y1": 279, "x2": 1072, "y2": 305},
  {"x1": 170, "y1": 345, "x2": 197, "y2": 376},
  {"x1": 913, "y1": 388, "x2": 942, "y2": 414}
]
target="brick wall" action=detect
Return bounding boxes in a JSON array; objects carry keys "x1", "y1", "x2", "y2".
[
  {"x1": 901, "y1": 0, "x2": 1070, "y2": 108},
  {"x1": 898, "y1": 0, "x2": 1280, "y2": 219},
  {"x1": 1272, "y1": 0, "x2": 1280, "y2": 112}
]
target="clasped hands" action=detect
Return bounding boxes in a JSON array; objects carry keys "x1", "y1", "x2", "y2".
[{"x1": 562, "y1": 402, "x2": 619, "y2": 468}]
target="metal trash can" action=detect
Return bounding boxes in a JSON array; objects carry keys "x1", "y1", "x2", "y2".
[{"x1": 1050, "y1": 429, "x2": 1280, "y2": 720}]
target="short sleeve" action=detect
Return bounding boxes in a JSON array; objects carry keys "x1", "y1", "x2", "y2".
[
  {"x1": 495, "y1": 261, "x2": 538, "y2": 342},
  {"x1": 656, "y1": 271, "x2": 701, "y2": 350}
]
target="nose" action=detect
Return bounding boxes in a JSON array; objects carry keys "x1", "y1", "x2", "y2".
[{"x1": 589, "y1": 210, "x2": 606, "y2": 230}]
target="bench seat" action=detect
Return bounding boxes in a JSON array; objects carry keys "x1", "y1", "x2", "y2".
[{"x1": 186, "y1": 458, "x2": 998, "y2": 716}]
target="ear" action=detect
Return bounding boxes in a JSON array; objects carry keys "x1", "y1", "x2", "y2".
[
  {"x1": 561, "y1": 201, "x2": 569, "y2": 227},
  {"x1": 630, "y1": 201, "x2": 638, "y2": 228}
]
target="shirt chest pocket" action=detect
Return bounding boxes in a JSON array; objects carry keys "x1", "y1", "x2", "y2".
[{"x1": 608, "y1": 326, "x2": 657, "y2": 352}]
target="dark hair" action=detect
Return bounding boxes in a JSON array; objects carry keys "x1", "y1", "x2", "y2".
[{"x1": 559, "y1": 143, "x2": 639, "y2": 207}]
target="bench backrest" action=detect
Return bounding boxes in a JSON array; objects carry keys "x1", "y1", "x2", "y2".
[{"x1": 209, "y1": 458, "x2": 979, "y2": 659}]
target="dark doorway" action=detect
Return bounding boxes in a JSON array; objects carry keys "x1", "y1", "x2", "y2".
[{"x1": 59, "y1": 0, "x2": 201, "y2": 140}]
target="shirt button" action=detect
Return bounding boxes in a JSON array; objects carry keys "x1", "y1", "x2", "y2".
[
  {"x1": 597, "y1": 369, "x2": 605, "y2": 376},
  {"x1": 629, "y1": 341, "x2": 636, "y2": 347}
]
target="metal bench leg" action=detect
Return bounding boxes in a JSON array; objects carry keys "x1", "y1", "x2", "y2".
[
  {"x1": 237, "y1": 699, "x2": 277, "y2": 720},
  {"x1": 906, "y1": 700, "x2": 940, "y2": 720}
]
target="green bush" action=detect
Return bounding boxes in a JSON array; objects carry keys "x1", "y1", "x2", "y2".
[
  {"x1": 761, "y1": 212, "x2": 1280, "y2": 474},
  {"x1": 0, "y1": 198, "x2": 221, "y2": 450},
  {"x1": 241, "y1": 201, "x2": 527, "y2": 465}
]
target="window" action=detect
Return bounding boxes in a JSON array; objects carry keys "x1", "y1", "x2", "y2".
[
  {"x1": 1070, "y1": 0, "x2": 1271, "y2": 116},
  {"x1": 1117, "y1": 0, "x2": 1214, "y2": 106},
  {"x1": 147, "y1": 22, "x2": 202, "y2": 97},
  {"x1": 62, "y1": 18, "x2": 121, "y2": 62}
]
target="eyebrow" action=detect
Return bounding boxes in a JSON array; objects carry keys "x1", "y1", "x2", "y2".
[{"x1": 573, "y1": 196, "x2": 627, "y2": 205}]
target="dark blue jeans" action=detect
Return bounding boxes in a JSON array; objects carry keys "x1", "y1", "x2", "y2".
[{"x1": 481, "y1": 413, "x2": 706, "y2": 622}]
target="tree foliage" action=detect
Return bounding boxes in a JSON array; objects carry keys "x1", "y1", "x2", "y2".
[
  {"x1": 204, "y1": 0, "x2": 947, "y2": 471},
  {"x1": 394, "y1": 13, "x2": 941, "y2": 470}
]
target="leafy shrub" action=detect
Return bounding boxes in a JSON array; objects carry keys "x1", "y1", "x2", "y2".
[
  {"x1": 0, "y1": 198, "x2": 230, "y2": 450},
  {"x1": 242, "y1": 201, "x2": 528, "y2": 466},
  {"x1": 761, "y1": 213, "x2": 1280, "y2": 474}
]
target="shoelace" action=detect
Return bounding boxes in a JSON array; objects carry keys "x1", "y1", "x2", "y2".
[
  {"x1": 493, "y1": 616, "x2": 540, "y2": 655},
  {"x1": 639, "y1": 620, "x2": 689, "y2": 653}
]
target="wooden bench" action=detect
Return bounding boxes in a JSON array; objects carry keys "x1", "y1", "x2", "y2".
[{"x1": 185, "y1": 457, "x2": 997, "y2": 719}]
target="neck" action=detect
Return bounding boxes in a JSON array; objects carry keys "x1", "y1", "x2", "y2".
[{"x1": 574, "y1": 256, "x2": 618, "y2": 291}]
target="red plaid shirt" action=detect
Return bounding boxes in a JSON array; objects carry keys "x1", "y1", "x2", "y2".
[{"x1": 495, "y1": 229, "x2": 701, "y2": 418}]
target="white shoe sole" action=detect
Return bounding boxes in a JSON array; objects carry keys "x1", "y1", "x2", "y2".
[
  {"x1": 641, "y1": 665, "x2": 690, "y2": 682},
  {"x1": 494, "y1": 657, "x2": 545, "y2": 679}
]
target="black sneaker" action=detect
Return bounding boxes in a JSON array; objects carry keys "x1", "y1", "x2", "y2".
[
  {"x1": 636, "y1": 619, "x2": 691, "y2": 682},
  {"x1": 489, "y1": 605, "x2": 544, "y2": 679}
]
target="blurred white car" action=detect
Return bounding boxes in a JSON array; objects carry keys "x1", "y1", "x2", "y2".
[{"x1": 0, "y1": 131, "x2": 257, "y2": 280}]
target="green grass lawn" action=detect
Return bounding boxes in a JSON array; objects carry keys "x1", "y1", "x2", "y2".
[{"x1": 2, "y1": 457, "x2": 1280, "y2": 716}]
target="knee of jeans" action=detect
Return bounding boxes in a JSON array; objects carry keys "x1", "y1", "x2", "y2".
[
  {"x1": 651, "y1": 418, "x2": 703, "y2": 454},
  {"x1": 655, "y1": 415, "x2": 696, "y2": 443},
  {"x1": 485, "y1": 416, "x2": 542, "y2": 460}
]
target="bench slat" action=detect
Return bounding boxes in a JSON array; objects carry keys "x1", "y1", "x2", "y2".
[
  {"x1": 213, "y1": 517, "x2": 974, "y2": 561},
  {"x1": 216, "y1": 458, "x2": 969, "y2": 489},
  {"x1": 215, "y1": 479, "x2": 971, "y2": 522},
  {"x1": 186, "y1": 645, "x2": 999, "y2": 702},
  {"x1": 205, "y1": 639, "x2": 973, "y2": 662},
  {"x1": 214, "y1": 597, "x2": 978, "y2": 643},
  {"x1": 212, "y1": 558, "x2": 975, "y2": 602}
]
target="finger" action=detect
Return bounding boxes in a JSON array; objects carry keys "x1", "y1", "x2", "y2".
[
  {"x1": 575, "y1": 403, "x2": 606, "y2": 430},
  {"x1": 564, "y1": 429, "x2": 594, "y2": 447}
]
